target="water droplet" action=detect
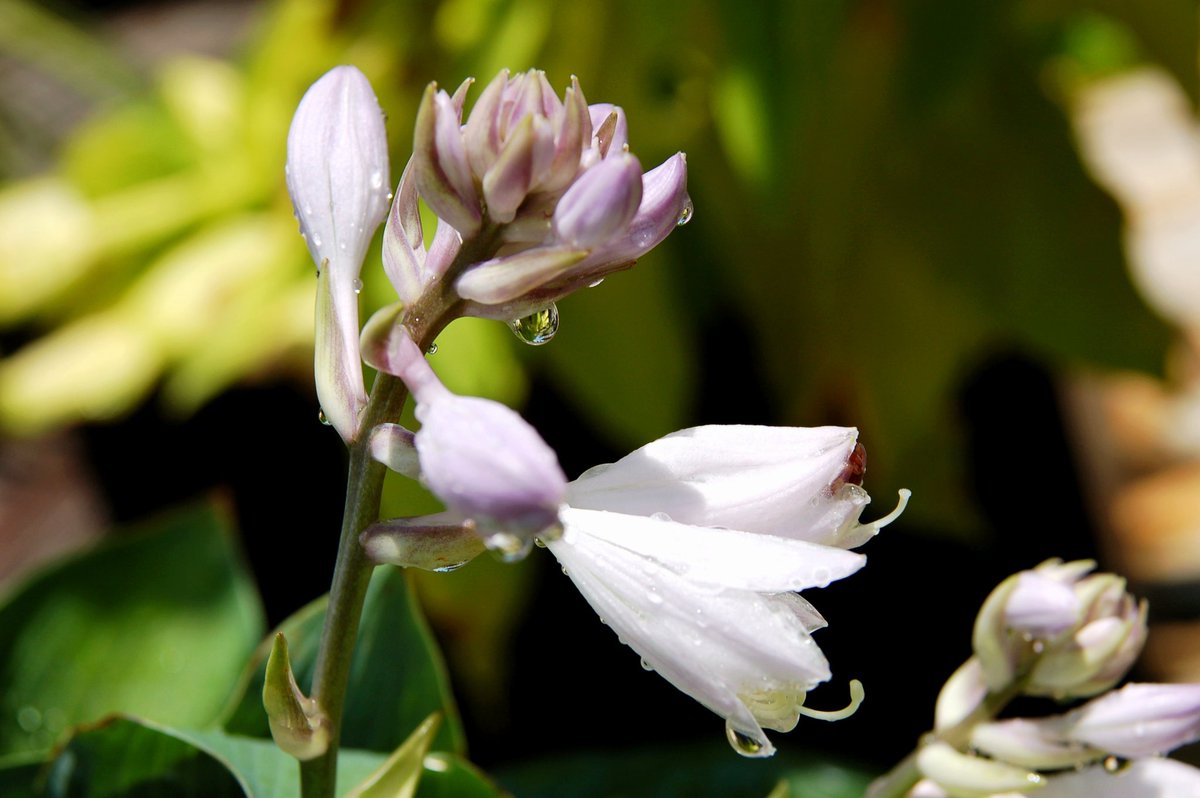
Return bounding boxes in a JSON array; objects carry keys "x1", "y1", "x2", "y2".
[
  {"x1": 426, "y1": 342, "x2": 438, "y2": 355},
  {"x1": 588, "y1": 278, "x2": 605, "y2": 288},
  {"x1": 1104, "y1": 756, "x2": 1120, "y2": 772},
  {"x1": 647, "y1": 589, "x2": 663, "y2": 605},
  {"x1": 1031, "y1": 640, "x2": 1045, "y2": 654},
  {"x1": 640, "y1": 658, "x2": 654, "y2": 671},
  {"x1": 433, "y1": 561, "x2": 468, "y2": 573},
  {"x1": 318, "y1": 409, "x2": 331, "y2": 426},
  {"x1": 508, "y1": 304, "x2": 559, "y2": 346},
  {"x1": 561, "y1": 566, "x2": 570, "y2": 576},
  {"x1": 725, "y1": 722, "x2": 769, "y2": 758},
  {"x1": 352, "y1": 278, "x2": 363, "y2": 294},
  {"x1": 487, "y1": 532, "x2": 533, "y2": 563},
  {"x1": 650, "y1": 512, "x2": 672, "y2": 523},
  {"x1": 312, "y1": 234, "x2": 322, "y2": 248},
  {"x1": 303, "y1": 204, "x2": 313, "y2": 217},
  {"x1": 370, "y1": 170, "x2": 384, "y2": 190},
  {"x1": 17, "y1": 707, "x2": 41, "y2": 733},
  {"x1": 676, "y1": 197, "x2": 694, "y2": 226}
]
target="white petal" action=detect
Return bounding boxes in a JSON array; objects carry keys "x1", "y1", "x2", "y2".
[
  {"x1": 566, "y1": 425, "x2": 871, "y2": 546},
  {"x1": 558, "y1": 507, "x2": 865, "y2": 592},
  {"x1": 547, "y1": 512, "x2": 840, "y2": 751}
]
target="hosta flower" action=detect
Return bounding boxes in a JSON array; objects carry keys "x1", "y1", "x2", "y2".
[
  {"x1": 361, "y1": 345, "x2": 908, "y2": 755},
  {"x1": 382, "y1": 69, "x2": 690, "y2": 317},
  {"x1": 285, "y1": 65, "x2": 390, "y2": 442},
  {"x1": 908, "y1": 758, "x2": 1200, "y2": 798}
]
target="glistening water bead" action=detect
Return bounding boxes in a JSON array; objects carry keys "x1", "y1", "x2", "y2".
[
  {"x1": 725, "y1": 722, "x2": 768, "y2": 757},
  {"x1": 677, "y1": 198, "x2": 694, "y2": 226},
  {"x1": 508, "y1": 304, "x2": 560, "y2": 345}
]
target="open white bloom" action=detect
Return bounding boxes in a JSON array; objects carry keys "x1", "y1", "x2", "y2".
[
  {"x1": 360, "y1": 350, "x2": 908, "y2": 756},
  {"x1": 546, "y1": 425, "x2": 909, "y2": 757}
]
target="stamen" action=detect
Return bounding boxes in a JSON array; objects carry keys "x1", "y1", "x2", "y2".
[
  {"x1": 869, "y1": 489, "x2": 911, "y2": 530},
  {"x1": 796, "y1": 679, "x2": 865, "y2": 722}
]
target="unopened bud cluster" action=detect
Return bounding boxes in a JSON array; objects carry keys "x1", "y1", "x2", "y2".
[{"x1": 892, "y1": 561, "x2": 1200, "y2": 798}]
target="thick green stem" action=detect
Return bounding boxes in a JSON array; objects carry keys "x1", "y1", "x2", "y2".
[{"x1": 866, "y1": 673, "x2": 1026, "y2": 798}]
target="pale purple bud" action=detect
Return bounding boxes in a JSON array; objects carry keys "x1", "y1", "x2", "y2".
[
  {"x1": 361, "y1": 512, "x2": 485, "y2": 571},
  {"x1": 381, "y1": 160, "x2": 426, "y2": 304},
  {"x1": 537, "y1": 76, "x2": 592, "y2": 195},
  {"x1": 387, "y1": 330, "x2": 567, "y2": 542},
  {"x1": 455, "y1": 246, "x2": 588, "y2": 305},
  {"x1": 413, "y1": 83, "x2": 481, "y2": 236},
  {"x1": 464, "y1": 70, "x2": 508, "y2": 178},
  {"x1": 554, "y1": 151, "x2": 644, "y2": 247},
  {"x1": 1066, "y1": 683, "x2": 1200, "y2": 757},
  {"x1": 368, "y1": 422, "x2": 420, "y2": 479},
  {"x1": 482, "y1": 113, "x2": 556, "y2": 223},
  {"x1": 971, "y1": 718, "x2": 1095, "y2": 770},
  {"x1": 1006, "y1": 571, "x2": 1082, "y2": 637},
  {"x1": 285, "y1": 65, "x2": 390, "y2": 443}
]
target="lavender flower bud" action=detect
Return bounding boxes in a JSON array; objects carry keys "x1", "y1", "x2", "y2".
[
  {"x1": 413, "y1": 83, "x2": 481, "y2": 236},
  {"x1": 553, "y1": 151, "x2": 644, "y2": 247},
  {"x1": 1066, "y1": 682, "x2": 1200, "y2": 757},
  {"x1": 285, "y1": 65, "x2": 390, "y2": 442},
  {"x1": 973, "y1": 560, "x2": 1148, "y2": 698},
  {"x1": 386, "y1": 330, "x2": 567, "y2": 553}
]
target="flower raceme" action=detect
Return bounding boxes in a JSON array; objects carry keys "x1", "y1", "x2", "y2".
[
  {"x1": 381, "y1": 68, "x2": 691, "y2": 318},
  {"x1": 360, "y1": 334, "x2": 909, "y2": 756}
]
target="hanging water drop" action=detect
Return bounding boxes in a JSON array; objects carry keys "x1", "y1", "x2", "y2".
[
  {"x1": 318, "y1": 409, "x2": 331, "y2": 426},
  {"x1": 487, "y1": 532, "x2": 534, "y2": 563},
  {"x1": 640, "y1": 658, "x2": 654, "y2": 672},
  {"x1": 588, "y1": 278, "x2": 605, "y2": 288},
  {"x1": 725, "y1": 721, "x2": 769, "y2": 758},
  {"x1": 676, "y1": 197, "x2": 694, "y2": 226},
  {"x1": 352, "y1": 278, "x2": 363, "y2": 294},
  {"x1": 508, "y1": 304, "x2": 559, "y2": 346},
  {"x1": 426, "y1": 343, "x2": 438, "y2": 355},
  {"x1": 433, "y1": 561, "x2": 468, "y2": 573}
]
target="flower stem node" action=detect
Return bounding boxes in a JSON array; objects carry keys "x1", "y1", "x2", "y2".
[{"x1": 263, "y1": 633, "x2": 330, "y2": 762}]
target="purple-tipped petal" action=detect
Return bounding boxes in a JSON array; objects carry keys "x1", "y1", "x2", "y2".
[
  {"x1": 455, "y1": 246, "x2": 588, "y2": 305},
  {"x1": 554, "y1": 151, "x2": 643, "y2": 247},
  {"x1": 413, "y1": 83, "x2": 481, "y2": 235},
  {"x1": 464, "y1": 69, "x2": 508, "y2": 178},
  {"x1": 381, "y1": 160, "x2": 426, "y2": 303}
]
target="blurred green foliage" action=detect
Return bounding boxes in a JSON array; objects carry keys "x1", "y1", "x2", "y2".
[{"x1": 0, "y1": 0, "x2": 1189, "y2": 533}]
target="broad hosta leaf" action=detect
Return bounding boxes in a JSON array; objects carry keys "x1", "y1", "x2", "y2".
[
  {"x1": 0, "y1": 716, "x2": 502, "y2": 798},
  {"x1": 222, "y1": 567, "x2": 464, "y2": 754},
  {"x1": 0, "y1": 502, "x2": 264, "y2": 757}
]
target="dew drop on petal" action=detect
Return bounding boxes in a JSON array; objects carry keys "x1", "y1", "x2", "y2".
[
  {"x1": 1104, "y1": 756, "x2": 1120, "y2": 772},
  {"x1": 725, "y1": 721, "x2": 769, "y2": 758},
  {"x1": 640, "y1": 658, "x2": 654, "y2": 672},
  {"x1": 352, "y1": 278, "x2": 363, "y2": 294},
  {"x1": 588, "y1": 278, "x2": 605, "y2": 288},
  {"x1": 370, "y1": 170, "x2": 384, "y2": 190},
  {"x1": 426, "y1": 342, "x2": 438, "y2": 355},
  {"x1": 508, "y1": 304, "x2": 559, "y2": 346},
  {"x1": 676, "y1": 197, "x2": 694, "y2": 226},
  {"x1": 433, "y1": 561, "x2": 468, "y2": 573},
  {"x1": 318, "y1": 408, "x2": 331, "y2": 426}
]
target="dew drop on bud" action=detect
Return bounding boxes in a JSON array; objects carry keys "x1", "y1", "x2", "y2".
[
  {"x1": 508, "y1": 304, "x2": 560, "y2": 346},
  {"x1": 486, "y1": 532, "x2": 534, "y2": 563},
  {"x1": 640, "y1": 658, "x2": 654, "y2": 671},
  {"x1": 318, "y1": 408, "x2": 331, "y2": 426},
  {"x1": 1103, "y1": 756, "x2": 1120, "y2": 772},
  {"x1": 725, "y1": 721, "x2": 769, "y2": 758},
  {"x1": 676, "y1": 198, "x2": 694, "y2": 226},
  {"x1": 352, "y1": 278, "x2": 363, "y2": 294},
  {"x1": 426, "y1": 342, "x2": 438, "y2": 355},
  {"x1": 588, "y1": 278, "x2": 605, "y2": 288}
]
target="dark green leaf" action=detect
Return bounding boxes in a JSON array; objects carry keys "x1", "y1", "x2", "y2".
[
  {"x1": 495, "y1": 742, "x2": 870, "y2": 798},
  {"x1": 0, "y1": 503, "x2": 264, "y2": 757},
  {"x1": 222, "y1": 567, "x2": 464, "y2": 754}
]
